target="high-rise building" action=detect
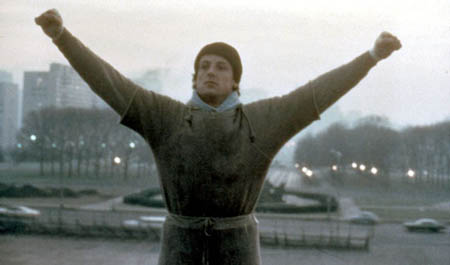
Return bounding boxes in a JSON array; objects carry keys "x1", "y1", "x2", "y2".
[
  {"x1": 22, "y1": 63, "x2": 108, "y2": 120},
  {"x1": 0, "y1": 70, "x2": 13, "y2": 83},
  {"x1": 0, "y1": 77, "x2": 20, "y2": 150},
  {"x1": 22, "y1": 71, "x2": 49, "y2": 117},
  {"x1": 133, "y1": 69, "x2": 168, "y2": 93}
]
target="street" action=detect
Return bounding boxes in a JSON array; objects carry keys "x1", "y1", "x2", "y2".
[{"x1": 1, "y1": 222, "x2": 449, "y2": 265}]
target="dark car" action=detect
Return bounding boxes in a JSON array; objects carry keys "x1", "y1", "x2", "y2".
[
  {"x1": 403, "y1": 218, "x2": 446, "y2": 233},
  {"x1": 347, "y1": 211, "x2": 380, "y2": 225}
]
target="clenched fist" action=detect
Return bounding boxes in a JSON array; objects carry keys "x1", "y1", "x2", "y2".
[
  {"x1": 35, "y1": 9, "x2": 64, "y2": 40},
  {"x1": 371, "y1": 32, "x2": 402, "y2": 61}
]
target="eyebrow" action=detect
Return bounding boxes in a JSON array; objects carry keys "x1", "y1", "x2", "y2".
[{"x1": 199, "y1": 59, "x2": 229, "y2": 66}]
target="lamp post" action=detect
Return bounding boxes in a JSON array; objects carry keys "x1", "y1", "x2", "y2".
[
  {"x1": 407, "y1": 169, "x2": 416, "y2": 183},
  {"x1": 359, "y1": 164, "x2": 366, "y2": 172},
  {"x1": 371, "y1": 167, "x2": 378, "y2": 175},
  {"x1": 30, "y1": 134, "x2": 45, "y2": 176},
  {"x1": 123, "y1": 141, "x2": 136, "y2": 179}
]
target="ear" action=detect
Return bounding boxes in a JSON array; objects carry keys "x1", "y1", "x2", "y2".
[
  {"x1": 232, "y1": 82, "x2": 240, "y2": 96},
  {"x1": 192, "y1": 73, "x2": 197, "y2": 90}
]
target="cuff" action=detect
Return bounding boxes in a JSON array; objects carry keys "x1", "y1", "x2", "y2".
[
  {"x1": 369, "y1": 48, "x2": 382, "y2": 62},
  {"x1": 52, "y1": 28, "x2": 70, "y2": 46}
]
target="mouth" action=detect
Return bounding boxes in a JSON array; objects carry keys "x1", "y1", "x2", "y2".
[{"x1": 204, "y1": 80, "x2": 218, "y2": 86}]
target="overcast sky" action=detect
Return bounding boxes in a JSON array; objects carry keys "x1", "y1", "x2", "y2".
[{"x1": 1, "y1": 0, "x2": 449, "y2": 127}]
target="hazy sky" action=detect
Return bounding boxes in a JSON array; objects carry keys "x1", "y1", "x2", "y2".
[{"x1": 1, "y1": 0, "x2": 449, "y2": 127}]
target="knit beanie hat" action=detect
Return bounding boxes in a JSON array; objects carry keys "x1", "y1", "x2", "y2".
[{"x1": 194, "y1": 42, "x2": 242, "y2": 83}]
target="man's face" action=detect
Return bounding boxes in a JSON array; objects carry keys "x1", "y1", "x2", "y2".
[{"x1": 194, "y1": 54, "x2": 236, "y2": 107}]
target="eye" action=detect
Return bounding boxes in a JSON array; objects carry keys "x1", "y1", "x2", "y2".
[
  {"x1": 200, "y1": 62, "x2": 210, "y2": 70},
  {"x1": 217, "y1": 63, "x2": 228, "y2": 70}
]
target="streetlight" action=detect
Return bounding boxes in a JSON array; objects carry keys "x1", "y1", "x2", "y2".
[
  {"x1": 359, "y1": 164, "x2": 366, "y2": 171},
  {"x1": 114, "y1": 156, "x2": 121, "y2": 164},
  {"x1": 407, "y1": 169, "x2": 415, "y2": 178},
  {"x1": 371, "y1": 167, "x2": 378, "y2": 175},
  {"x1": 351, "y1": 162, "x2": 358, "y2": 169},
  {"x1": 331, "y1": 165, "x2": 338, "y2": 171},
  {"x1": 30, "y1": 134, "x2": 37, "y2": 141},
  {"x1": 129, "y1": 142, "x2": 136, "y2": 149},
  {"x1": 294, "y1": 163, "x2": 299, "y2": 169},
  {"x1": 306, "y1": 169, "x2": 313, "y2": 177}
]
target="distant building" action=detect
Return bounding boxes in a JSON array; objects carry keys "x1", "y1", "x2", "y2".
[
  {"x1": 132, "y1": 69, "x2": 169, "y2": 93},
  {"x1": 240, "y1": 87, "x2": 269, "y2": 104},
  {"x1": 0, "y1": 70, "x2": 13, "y2": 83},
  {"x1": 22, "y1": 63, "x2": 108, "y2": 120},
  {"x1": 0, "y1": 79, "x2": 20, "y2": 150}
]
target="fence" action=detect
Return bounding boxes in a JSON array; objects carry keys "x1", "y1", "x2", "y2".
[{"x1": 0, "y1": 207, "x2": 371, "y2": 250}]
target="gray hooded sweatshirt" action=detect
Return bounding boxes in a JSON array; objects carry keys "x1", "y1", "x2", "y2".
[{"x1": 53, "y1": 29, "x2": 376, "y2": 265}]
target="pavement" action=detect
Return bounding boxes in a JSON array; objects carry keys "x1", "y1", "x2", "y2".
[{"x1": 80, "y1": 196, "x2": 124, "y2": 210}]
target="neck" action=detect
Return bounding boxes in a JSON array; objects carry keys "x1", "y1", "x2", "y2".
[
  {"x1": 189, "y1": 91, "x2": 241, "y2": 112},
  {"x1": 198, "y1": 94, "x2": 228, "y2": 107}
]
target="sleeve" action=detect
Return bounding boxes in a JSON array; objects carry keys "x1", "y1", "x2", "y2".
[
  {"x1": 53, "y1": 28, "x2": 140, "y2": 116},
  {"x1": 246, "y1": 51, "x2": 377, "y2": 153},
  {"x1": 119, "y1": 88, "x2": 185, "y2": 146},
  {"x1": 53, "y1": 28, "x2": 185, "y2": 145}
]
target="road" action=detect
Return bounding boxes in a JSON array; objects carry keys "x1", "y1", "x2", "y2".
[
  {"x1": 373, "y1": 222, "x2": 450, "y2": 248},
  {"x1": 2, "y1": 167, "x2": 449, "y2": 264},
  {"x1": 1, "y1": 222, "x2": 449, "y2": 265}
]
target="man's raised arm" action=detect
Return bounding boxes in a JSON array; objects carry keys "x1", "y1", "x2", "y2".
[
  {"x1": 313, "y1": 32, "x2": 402, "y2": 114},
  {"x1": 35, "y1": 9, "x2": 140, "y2": 116},
  {"x1": 244, "y1": 32, "x2": 401, "y2": 151}
]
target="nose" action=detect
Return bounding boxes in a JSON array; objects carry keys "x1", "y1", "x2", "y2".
[{"x1": 206, "y1": 66, "x2": 216, "y2": 76}]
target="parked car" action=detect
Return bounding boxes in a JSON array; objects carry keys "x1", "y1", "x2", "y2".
[
  {"x1": 0, "y1": 204, "x2": 41, "y2": 218},
  {"x1": 122, "y1": 215, "x2": 166, "y2": 230},
  {"x1": 348, "y1": 211, "x2": 380, "y2": 225},
  {"x1": 403, "y1": 218, "x2": 446, "y2": 232},
  {"x1": 0, "y1": 204, "x2": 40, "y2": 232}
]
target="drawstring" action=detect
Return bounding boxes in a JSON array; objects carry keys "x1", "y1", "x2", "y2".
[
  {"x1": 184, "y1": 105, "x2": 193, "y2": 127},
  {"x1": 203, "y1": 218, "x2": 213, "y2": 265},
  {"x1": 238, "y1": 104, "x2": 256, "y2": 143},
  {"x1": 204, "y1": 217, "x2": 215, "y2": 236},
  {"x1": 238, "y1": 104, "x2": 274, "y2": 162}
]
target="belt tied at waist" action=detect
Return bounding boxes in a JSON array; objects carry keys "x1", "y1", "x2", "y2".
[{"x1": 167, "y1": 213, "x2": 258, "y2": 237}]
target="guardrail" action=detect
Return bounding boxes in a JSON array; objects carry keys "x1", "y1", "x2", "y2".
[
  {"x1": 0, "y1": 207, "x2": 371, "y2": 250},
  {"x1": 260, "y1": 231, "x2": 369, "y2": 250}
]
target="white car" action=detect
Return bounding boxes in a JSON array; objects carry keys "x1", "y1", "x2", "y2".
[
  {"x1": 0, "y1": 204, "x2": 40, "y2": 218},
  {"x1": 122, "y1": 215, "x2": 166, "y2": 229},
  {"x1": 404, "y1": 218, "x2": 446, "y2": 232}
]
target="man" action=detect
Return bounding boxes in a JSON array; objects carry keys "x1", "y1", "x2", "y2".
[{"x1": 35, "y1": 9, "x2": 401, "y2": 265}]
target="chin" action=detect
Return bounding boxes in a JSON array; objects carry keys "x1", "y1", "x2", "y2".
[{"x1": 197, "y1": 89, "x2": 217, "y2": 97}]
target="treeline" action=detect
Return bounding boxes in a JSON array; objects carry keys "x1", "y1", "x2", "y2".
[
  {"x1": 294, "y1": 116, "x2": 450, "y2": 185},
  {"x1": 10, "y1": 107, "x2": 154, "y2": 180}
]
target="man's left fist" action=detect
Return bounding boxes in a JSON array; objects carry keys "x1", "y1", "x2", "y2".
[{"x1": 371, "y1": 32, "x2": 402, "y2": 60}]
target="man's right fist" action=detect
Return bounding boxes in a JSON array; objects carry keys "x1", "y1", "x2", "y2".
[{"x1": 35, "y1": 9, "x2": 64, "y2": 40}]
